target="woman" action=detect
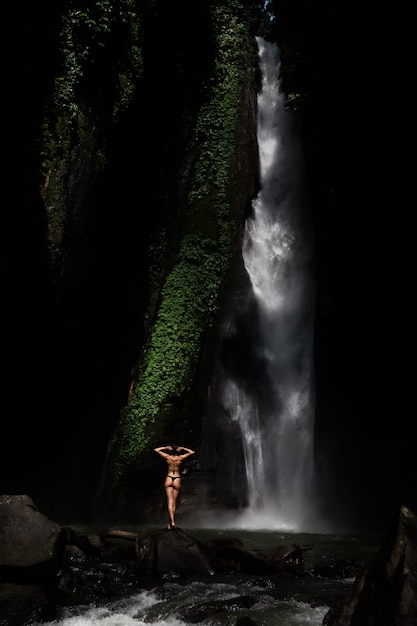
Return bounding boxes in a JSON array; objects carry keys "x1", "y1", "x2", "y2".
[{"x1": 154, "y1": 444, "x2": 195, "y2": 529}]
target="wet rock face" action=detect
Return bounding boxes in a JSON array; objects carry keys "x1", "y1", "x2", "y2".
[{"x1": 323, "y1": 505, "x2": 417, "y2": 626}]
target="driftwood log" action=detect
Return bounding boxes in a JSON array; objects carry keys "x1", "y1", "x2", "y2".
[{"x1": 102, "y1": 529, "x2": 139, "y2": 541}]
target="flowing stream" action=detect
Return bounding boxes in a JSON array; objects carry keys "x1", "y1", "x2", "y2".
[
  {"x1": 219, "y1": 37, "x2": 316, "y2": 531},
  {"x1": 32, "y1": 526, "x2": 381, "y2": 626},
  {"x1": 32, "y1": 526, "x2": 380, "y2": 626}
]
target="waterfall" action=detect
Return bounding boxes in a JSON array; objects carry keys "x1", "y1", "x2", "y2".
[{"x1": 220, "y1": 37, "x2": 316, "y2": 530}]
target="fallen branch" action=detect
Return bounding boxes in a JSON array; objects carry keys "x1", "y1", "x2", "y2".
[{"x1": 102, "y1": 529, "x2": 138, "y2": 541}]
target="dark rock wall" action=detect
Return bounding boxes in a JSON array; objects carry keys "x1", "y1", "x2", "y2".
[{"x1": 1, "y1": 0, "x2": 218, "y2": 521}]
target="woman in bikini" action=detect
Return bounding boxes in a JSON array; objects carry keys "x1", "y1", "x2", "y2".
[{"x1": 154, "y1": 444, "x2": 195, "y2": 529}]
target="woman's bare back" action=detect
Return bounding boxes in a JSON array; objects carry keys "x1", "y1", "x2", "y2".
[{"x1": 166, "y1": 455, "x2": 183, "y2": 475}]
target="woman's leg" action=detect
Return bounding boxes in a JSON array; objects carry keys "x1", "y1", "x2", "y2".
[
  {"x1": 170, "y1": 481, "x2": 181, "y2": 527},
  {"x1": 164, "y1": 477, "x2": 181, "y2": 528}
]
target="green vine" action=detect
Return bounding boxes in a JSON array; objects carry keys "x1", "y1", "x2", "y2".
[
  {"x1": 110, "y1": 0, "x2": 254, "y2": 485},
  {"x1": 41, "y1": 0, "x2": 143, "y2": 251},
  {"x1": 52, "y1": 0, "x2": 142, "y2": 123},
  {"x1": 113, "y1": 235, "x2": 224, "y2": 478}
]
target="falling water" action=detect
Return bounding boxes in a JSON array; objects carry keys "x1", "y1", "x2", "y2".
[{"x1": 221, "y1": 37, "x2": 316, "y2": 530}]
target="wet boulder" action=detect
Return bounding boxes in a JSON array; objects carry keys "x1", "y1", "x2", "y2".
[
  {"x1": 179, "y1": 594, "x2": 258, "y2": 623},
  {"x1": 0, "y1": 495, "x2": 139, "y2": 625},
  {"x1": 0, "y1": 583, "x2": 52, "y2": 626},
  {"x1": 324, "y1": 505, "x2": 417, "y2": 626},
  {"x1": 0, "y1": 494, "x2": 67, "y2": 625},
  {"x1": 134, "y1": 528, "x2": 215, "y2": 575},
  {"x1": 0, "y1": 494, "x2": 66, "y2": 587}
]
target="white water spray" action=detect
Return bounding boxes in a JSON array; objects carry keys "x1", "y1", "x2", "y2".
[{"x1": 222, "y1": 37, "x2": 316, "y2": 530}]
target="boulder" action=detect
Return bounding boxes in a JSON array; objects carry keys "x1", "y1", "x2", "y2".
[
  {"x1": 134, "y1": 528, "x2": 215, "y2": 575},
  {"x1": 0, "y1": 583, "x2": 51, "y2": 626},
  {"x1": 178, "y1": 594, "x2": 258, "y2": 623},
  {"x1": 0, "y1": 495, "x2": 141, "y2": 625},
  {"x1": 324, "y1": 504, "x2": 417, "y2": 626},
  {"x1": 0, "y1": 494, "x2": 66, "y2": 587}
]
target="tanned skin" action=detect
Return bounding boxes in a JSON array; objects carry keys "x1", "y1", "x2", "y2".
[{"x1": 154, "y1": 445, "x2": 195, "y2": 529}]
